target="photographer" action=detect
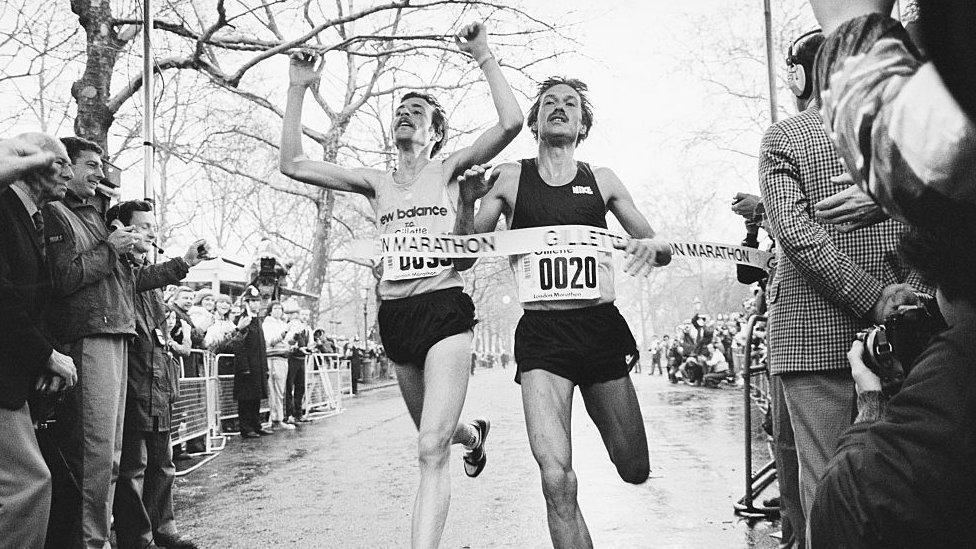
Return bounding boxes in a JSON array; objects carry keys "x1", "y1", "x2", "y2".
[{"x1": 809, "y1": 227, "x2": 976, "y2": 548}]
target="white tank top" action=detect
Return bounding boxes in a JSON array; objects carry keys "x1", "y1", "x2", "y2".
[{"x1": 374, "y1": 158, "x2": 464, "y2": 300}]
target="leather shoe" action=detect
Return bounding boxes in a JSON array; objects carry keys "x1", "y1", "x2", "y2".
[
  {"x1": 154, "y1": 532, "x2": 200, "y2": 549},
  {"x1": 255, "y1": 428, "x2": 274, "y2": 436},
  {"x1": 240, "y1": 430, "x2": 260, "y2": 439}
]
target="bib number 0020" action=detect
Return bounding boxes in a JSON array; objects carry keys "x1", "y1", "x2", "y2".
[
  {"x1": 515, "y1": 249, "x2": 601, "y2": 302},
  {"x1": 538, "y1": 255, "x2": 597, "y2": 290}
]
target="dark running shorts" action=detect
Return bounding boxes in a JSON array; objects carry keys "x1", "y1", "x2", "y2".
[
  {"x1": 514, "y1": 302, "x2": 638, "y2": 386},
  {"x1": 378, "y1": 287, "x2": 476, "y2": 367}
]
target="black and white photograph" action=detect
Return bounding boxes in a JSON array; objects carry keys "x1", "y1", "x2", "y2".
[{"x1": 0, "y1": 0, "x2": 974, "y2": 547}]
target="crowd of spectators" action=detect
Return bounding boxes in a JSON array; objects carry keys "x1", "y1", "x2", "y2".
[
  {"x1": 646, "y1": 307, "x2": 763, "y2": 389},
  {"x1": 0, "y1": 134, "x2": 207, "y2": 548}
]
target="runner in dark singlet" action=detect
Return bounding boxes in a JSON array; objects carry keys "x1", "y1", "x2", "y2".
[
  {"x1": 280, "y1": 22, "x2": 522, "y2": 549},
  {"x1": 453, "y1": 77, "x2": 672, "y2": 548}
]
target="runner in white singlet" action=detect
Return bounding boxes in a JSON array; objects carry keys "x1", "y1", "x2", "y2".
[{"x1": 279, "y1": 22, "x2": 522, "y2": 549}]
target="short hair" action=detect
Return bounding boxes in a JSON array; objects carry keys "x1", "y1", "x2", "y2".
[
  {"x1": 266, "y1": 300, "x2": 283, "y2": 315},
  {"x1": 900, "y1": 225, "x2": 976, "y2": 302},
  {"x1": 60, "y1": 136, "x2": 103, "y2": 163},
  {"x1": 105, "y1": 200, "x2": 153, "y2": 227},
  {"x1": 215, "y1": 293, "x2": 232, "y2": 304},
  {"x1": 400, "y1": 92, "x2": 448, "y2": 157},
  {"x1": 526, "y1": 77, "x2": 594, "y2": 144},
  {"x1": 174, "y1": 286, "x2": 194, "y2": 298}
]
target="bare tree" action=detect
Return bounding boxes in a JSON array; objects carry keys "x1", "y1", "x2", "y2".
[{"x1": 0, "y1": 1, "x2": 573, "y2": 312}]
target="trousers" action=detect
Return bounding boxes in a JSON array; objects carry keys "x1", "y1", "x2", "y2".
[
  {"x1": 0, "y1": 403, "x2": 51, "y2": 549},
  {"x1": 780, "y1": 370, "x2": 856, "y2": 538},
  {"x1": 284, "y1": 357, "x2": 306, "y2": 419},
  {"x1": 114, "y1": 430, "x2": 177, "y2": 548},
  {"x1": 267, "y1": 357, "x2": 288, "y2": 422},
  {"x1": 44, "y1": 335, "x2": 127, "y2": 549}
]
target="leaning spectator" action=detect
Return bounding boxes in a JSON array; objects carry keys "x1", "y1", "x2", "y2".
[
  {"x1": 263, "y1": 301, "x2": 292, "y2": 431},
  {"x1": 0, "y1": 132, "x2": 78, "y2": 549},
  {"x1": 812, "y1": 0, "x2": 975, "y2": 233},
  {"x1": 41, "y1": 136, "x2": 208, "y2": 549},
  {"x1": 107, "y1": 200, "x2": 199, "y2": 549}
]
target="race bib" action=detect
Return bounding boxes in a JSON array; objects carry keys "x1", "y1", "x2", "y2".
[
  {"x1": 382, "y1": 255, "x2": 453, "y2": 281},
  {"x1": 515, "y1": 248, "x2": 600, "y2": 302},
  {"x1": 380, "y1": 227, "x2": 452, "y2": 281}
]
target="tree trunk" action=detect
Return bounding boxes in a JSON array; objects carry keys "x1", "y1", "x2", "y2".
[
  {"x1": 304, "y1": 121, "x2": 349, "y2": 298},
  {"x1": 69, "y1": 0, "x2": 124, "y2": 150}
]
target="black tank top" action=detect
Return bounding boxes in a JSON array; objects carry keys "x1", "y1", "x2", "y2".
[{"x1": 510, "y1": 159, "x2": 607, "y2": 230}]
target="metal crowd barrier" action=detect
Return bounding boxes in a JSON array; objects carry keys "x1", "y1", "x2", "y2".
[
  {"x1": 175, "y1": 351, "x2": 351, "y2": 431},
  {"x1": 733, "y1": 314, "x2": 779, "y2": 518},
  {"x1": 302, "y1": 353, "x2": 344, "y2": 419},
  {"x1": 172, "y1": 349, "x2": 226, "y2": 477},
  {"x1": 214, "y1": 353, "x2": 269, "y2": 422}
]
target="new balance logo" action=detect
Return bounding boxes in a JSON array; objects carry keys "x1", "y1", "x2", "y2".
[
  {"x1": 379, "y1": 205, "x2": 448, "y2": 225},
  {"x1": 572, "y1": 186, "x2": 593, "y2": 195}
]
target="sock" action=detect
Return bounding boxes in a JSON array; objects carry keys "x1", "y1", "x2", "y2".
[{"x1": 461, "y1": 422, "x2": 480, "y2": 450}]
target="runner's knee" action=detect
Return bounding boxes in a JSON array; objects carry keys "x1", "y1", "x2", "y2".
[
  {"x1": 538, "y1": 461, "x2": 578, "y2": 508},
  {"x1": 417, "y1": 430, "x2": 451, "y2": 467}
]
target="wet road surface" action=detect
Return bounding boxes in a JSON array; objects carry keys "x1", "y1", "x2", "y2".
[{"x1": 174, "y1": 367, "x2": 781, "y2": 548}]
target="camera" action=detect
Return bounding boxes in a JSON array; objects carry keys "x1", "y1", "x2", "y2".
[{"x1": 855, "y1": 294, "x2": 947, "y2": 397}]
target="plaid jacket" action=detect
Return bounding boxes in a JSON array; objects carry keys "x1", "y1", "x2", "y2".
[{"x1": 759, "y1": 107, "x2": 929, "y2": 375}]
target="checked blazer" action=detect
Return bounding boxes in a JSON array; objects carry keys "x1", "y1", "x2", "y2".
[{"x1": 759, "y1": 107, "x2": 930, "y2": 376}]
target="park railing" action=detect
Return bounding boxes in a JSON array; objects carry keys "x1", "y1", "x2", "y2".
[
  {"x1": 732, "y1": 314, "x2": 779, "y2": 519},
  {"x1": 170, "y1": 350, "x2": 350, "y2": 475}
]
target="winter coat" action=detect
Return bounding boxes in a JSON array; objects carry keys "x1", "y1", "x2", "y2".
[
  {"x1": 125, "y1": 267, "x2": 181, "y2": 432},
  {"x1": 229, "y1": 313, "x2": 269, "y2": 401}
]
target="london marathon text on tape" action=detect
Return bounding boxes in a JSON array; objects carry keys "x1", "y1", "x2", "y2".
[{"x1": 366, "y1": 225, "x2": 773, "y2": 271}]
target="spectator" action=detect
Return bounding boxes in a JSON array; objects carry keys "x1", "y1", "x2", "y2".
[
  {"x1": 285, "y1": 308, "x2": 313, "y2": 424},
  {"x1": 758, "y1": 30, "x2": 931, "y2": 541},
  {"x1": 0, "y1": 135, "x2": 59, "y2": 186},
  {"x1": 312, "y1": 329, "x2": 336, "y2": 354},
  {"x1": 169, "y1": 286, "x2": 205, "y2": 349},
  {"x1": 812, "y1": 1, "x2": 975, "y2": 233},
  {"x1": 204, "y1": 294, "x2": 235, "y2": 353},
  {"x1": 263, "y1": 301, "x2": 292, "y2": 431},
  {"x1": 107, "y1": 200, "x2": 199, "y2": 549},
  {"x1": 500, "y1": 350, "x2": 510, "y2": 370},
  {"x1": 188, "y1": 290, "x2": 216, "y2": 335},
  {"x1": 667, "y1": 332, "x2": 686, "y2": 384},
  {"x1": 41, "y1": 136, "x2": 206, "y2": 549},
  {"x1": 0, "y1": 132, "x2": 78, "y2": 549},
  {"x1": 649, "y1": 337, "x2": 663, "y2": 375},
  {"x1": 809, "y1": 226, "x2": 976, "y2": 547},
  {"x1": 228, "y1": 287, "x2": 271, "y2": 438},
  {"x1": 702, "y1": 343, "x2": 730, "y2": 388}
]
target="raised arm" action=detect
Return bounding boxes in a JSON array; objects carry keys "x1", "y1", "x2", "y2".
[
  {"x1": 444, "y1": 23, "x2": 523, "y2": 177},
  {"x1": 0, "y1": 138, "x2": 56, "y2": 187},
  {"x1": 279, "y1": 52, "x2": 377, "y2": 197},
  {"x1": 598, "y1": 167, "x2": 672, "y2": 274},
  {"x1": 452, "y1": 162, "x2": 518, "y2": 271}
]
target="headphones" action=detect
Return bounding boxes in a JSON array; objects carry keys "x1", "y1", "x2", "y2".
[{"x1": 786, "y1": 29, "x2": 822, "y2": 99}]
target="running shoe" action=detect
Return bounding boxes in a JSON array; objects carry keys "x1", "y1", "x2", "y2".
[{"x1": 463, "y1": 419, "x2": 490, "y2": 478}]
